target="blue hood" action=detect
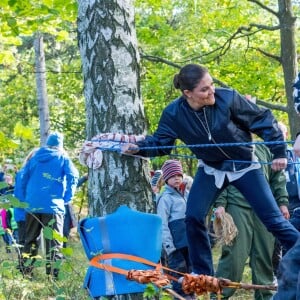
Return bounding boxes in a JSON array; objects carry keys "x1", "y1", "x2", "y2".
[{"x1": 34, "y1": 147, "x2": 65, "y2": 163}]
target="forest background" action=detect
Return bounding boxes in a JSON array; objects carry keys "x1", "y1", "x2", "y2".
[{"x1": 0, "y1": 0, "x2": 300, "y2": 299}]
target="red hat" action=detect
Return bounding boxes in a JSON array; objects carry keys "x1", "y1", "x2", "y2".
[{"x1": 162, "y1": 160, "x2": 183, "y2": 182}]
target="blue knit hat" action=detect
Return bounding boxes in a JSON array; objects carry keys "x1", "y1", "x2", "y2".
[{"x1": 46, "y1": 132, "x2": 64, "y2": 149}]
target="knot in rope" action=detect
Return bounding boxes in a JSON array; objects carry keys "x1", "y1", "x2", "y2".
[
  {"x1": 182, "y1": 274, "x2": 222, "y2": 295},
  {"x1": 127, "y1": 269, "x2": 171, "y2": 288}
]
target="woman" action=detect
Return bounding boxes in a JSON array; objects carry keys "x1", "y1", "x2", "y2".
[{"x1": 122, "y1": 64, "x2": 299, "y2": 276}]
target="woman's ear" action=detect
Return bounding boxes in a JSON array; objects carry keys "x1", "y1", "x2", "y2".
[{"x1": 183, "y1": 89, "x2": 191, "y2": 99}]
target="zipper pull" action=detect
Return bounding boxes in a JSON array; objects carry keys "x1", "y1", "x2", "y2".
[{"x1": 208, "y1": 133, "x2": 212, "y2": 141}]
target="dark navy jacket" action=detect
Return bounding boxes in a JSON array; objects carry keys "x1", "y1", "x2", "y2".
[
  {"x1": 137, "y1": 88, "x2": 286, "y2": 171},
  {"x1": 273, "y1": 236, "x2": 300, "y2": 299}
]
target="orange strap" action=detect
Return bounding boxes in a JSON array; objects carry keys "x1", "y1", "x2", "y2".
[{"x1": 89, "y1": 253, "x2": 183, "y2": 281}]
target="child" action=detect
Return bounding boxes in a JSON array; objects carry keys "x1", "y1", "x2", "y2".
[
  {"x1": 0, "y1": 208, "x2": 18, "y2": 253},
  {"x1": 0, "y1": 174, "x2": 18, "y2": 253},
  {"x1": 156, "y1": 159, "x2": 193, "y2": 299}
]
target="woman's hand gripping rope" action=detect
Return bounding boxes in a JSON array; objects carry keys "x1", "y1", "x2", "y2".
[{"x1": 121, "y1": 143, "x2": 140, "y2": 155}]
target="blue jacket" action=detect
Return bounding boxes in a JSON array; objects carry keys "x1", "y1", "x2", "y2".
[
  {"x1": 21, "y1": 147, "x2": 79, "y2": 214},
  {"x1": 137, "y1": 88, "x2": 286, "y2": 171}
]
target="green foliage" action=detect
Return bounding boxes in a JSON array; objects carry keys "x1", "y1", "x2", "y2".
[
  {"x1": 0, "y1": 194, "x2": 29, "y2": 209},
  {"x1": 0, "y1": 239, "x2": 89, "y2": 299},
  {"x1": 1, "y1": 0, "x2": 77, "y2": 40},
  {"x1": 136, "y1": 0, "x2": 283, "y2": 99},
  {"x1": 0, "y1": 0, "x2": 84, "y2": 169}
]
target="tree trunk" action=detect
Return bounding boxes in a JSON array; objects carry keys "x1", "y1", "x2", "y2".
[
  {"x1": 34, "y1": 33, "x2": 50, "y2": 145},
  {"x1": 77, "y1": 1, "x2": 153, "y2": 215},
  {"x1": 278, "y1": 0, "x2": 300, "y2": 139}
]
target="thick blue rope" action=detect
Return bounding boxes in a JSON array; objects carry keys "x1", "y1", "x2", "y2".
[{"x1": 91, "y1": 139, "x2": 298, "y2": 166}]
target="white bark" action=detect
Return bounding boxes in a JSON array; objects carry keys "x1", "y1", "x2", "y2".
[
  {"x1": 34, "y1": 33, "x2": 50, "y2": 145},
  {"x1": 78, "y1": 0, "x2": 153, "y2": 216}
]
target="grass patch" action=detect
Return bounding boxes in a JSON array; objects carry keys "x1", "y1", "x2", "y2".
[{"x1": 0, "y1": 233, "x2": 88, "y2": 300}]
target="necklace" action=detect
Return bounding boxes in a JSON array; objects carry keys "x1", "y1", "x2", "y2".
[
  {"x1": 194, "y1": 107, "x2": 212, "y2": 141},
  {"x1": 194, "y1": 108, "x2": 232, "y2": 160}
]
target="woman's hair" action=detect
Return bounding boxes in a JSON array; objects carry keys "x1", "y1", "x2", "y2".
[
  {"x1": 173, "y1": 64, "x2": 208, "y2": 92},
  {"x1": 156, "y1": 175, "x2": 165, "y2": 191},
  {"x1": 22, "y1": 148, "x2": 38, "y2": 167}
]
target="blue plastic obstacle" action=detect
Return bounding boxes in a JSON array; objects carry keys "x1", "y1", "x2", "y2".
[{"x1": 78, "y1": 205, "x2": 163, "y2": 298}]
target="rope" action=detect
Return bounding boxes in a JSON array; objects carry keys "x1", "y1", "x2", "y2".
[
  {"x1": 126, "y1": 270, "x2": 186, "y2": 300},
  {"x1": 127, "y1": 269, "x2": 170, "y2": 288},
  {"x1": 86, "y1": 138, "x2": 300, "y2": 166},
  {"x1": 182, "y1": 273, "x2": 222, "y2": 295},
  {"x1": 90, "y1": 253, "x2": 185, "y2": 300},
  {"x1": 87, "y1": 138, "x2": 295, "y2": 151},
  {"x1": 88, "y1": 252, "x2": 277, "y2": 298}
]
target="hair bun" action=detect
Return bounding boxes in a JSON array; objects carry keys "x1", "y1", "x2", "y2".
[{"x1": 173, "y1": 74, "x2": 181, "y2": 89}]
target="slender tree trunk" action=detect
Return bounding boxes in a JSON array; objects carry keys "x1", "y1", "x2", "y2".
[
  {"x1": 34, "y1": 33, "x2": 50, "y2": 145},
  {"x1": 77, "y1": 1, "x2": 153, "y2": 216},
  {"x1": 278, "y1": 0, "x2": 300, "y2": 139}
]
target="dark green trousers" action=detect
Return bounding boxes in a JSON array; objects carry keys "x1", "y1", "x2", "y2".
[{"x1": 215, "y1": 204, "x2": 275, "y2": 300}]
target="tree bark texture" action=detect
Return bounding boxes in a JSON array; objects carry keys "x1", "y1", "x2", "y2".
[
  {"x1": 278, "y1": 0, "x2": 300, "y2": 138},
  {"x1": 77, "y1": 0, "x2": 153, "y2": 217},
  {"x1": 34, "y1": 33, "x2": 50, "y2": 146}
]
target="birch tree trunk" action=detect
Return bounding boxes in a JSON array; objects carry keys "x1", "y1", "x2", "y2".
[
  {"x1": 34, "y1": 33, "x2": 50, "y2": 145},
  {"x1": 77, "y1": 0, "x2": 153, "y2": 217}
]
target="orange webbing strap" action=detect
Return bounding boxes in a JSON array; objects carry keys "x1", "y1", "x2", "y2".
[
  {"x1": 90, "y1": 254, "x2": 128, "y2": 276},
  {"x1": 89, "y1": 253, "x2": 183, "y2": 281}
]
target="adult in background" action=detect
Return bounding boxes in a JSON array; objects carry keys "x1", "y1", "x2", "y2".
[
  {"x1": 271, "y1": 73, "x2": 300, "y2": 300},
  {"x1": 272, "y1": 122, "x2": 300, "y2": 278},
  {"x1": 150, "y1": 169, "x2": 163, "y2": 203},
  {"x1": 277, "y1": 122, "x2": 300, "y2": 218},
  {"x1": 122, "y1": 63, "x2": 299, "y2": 276},
  {"x1": 21, "y1": 132, "x2": 79, "y2": 279}
]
